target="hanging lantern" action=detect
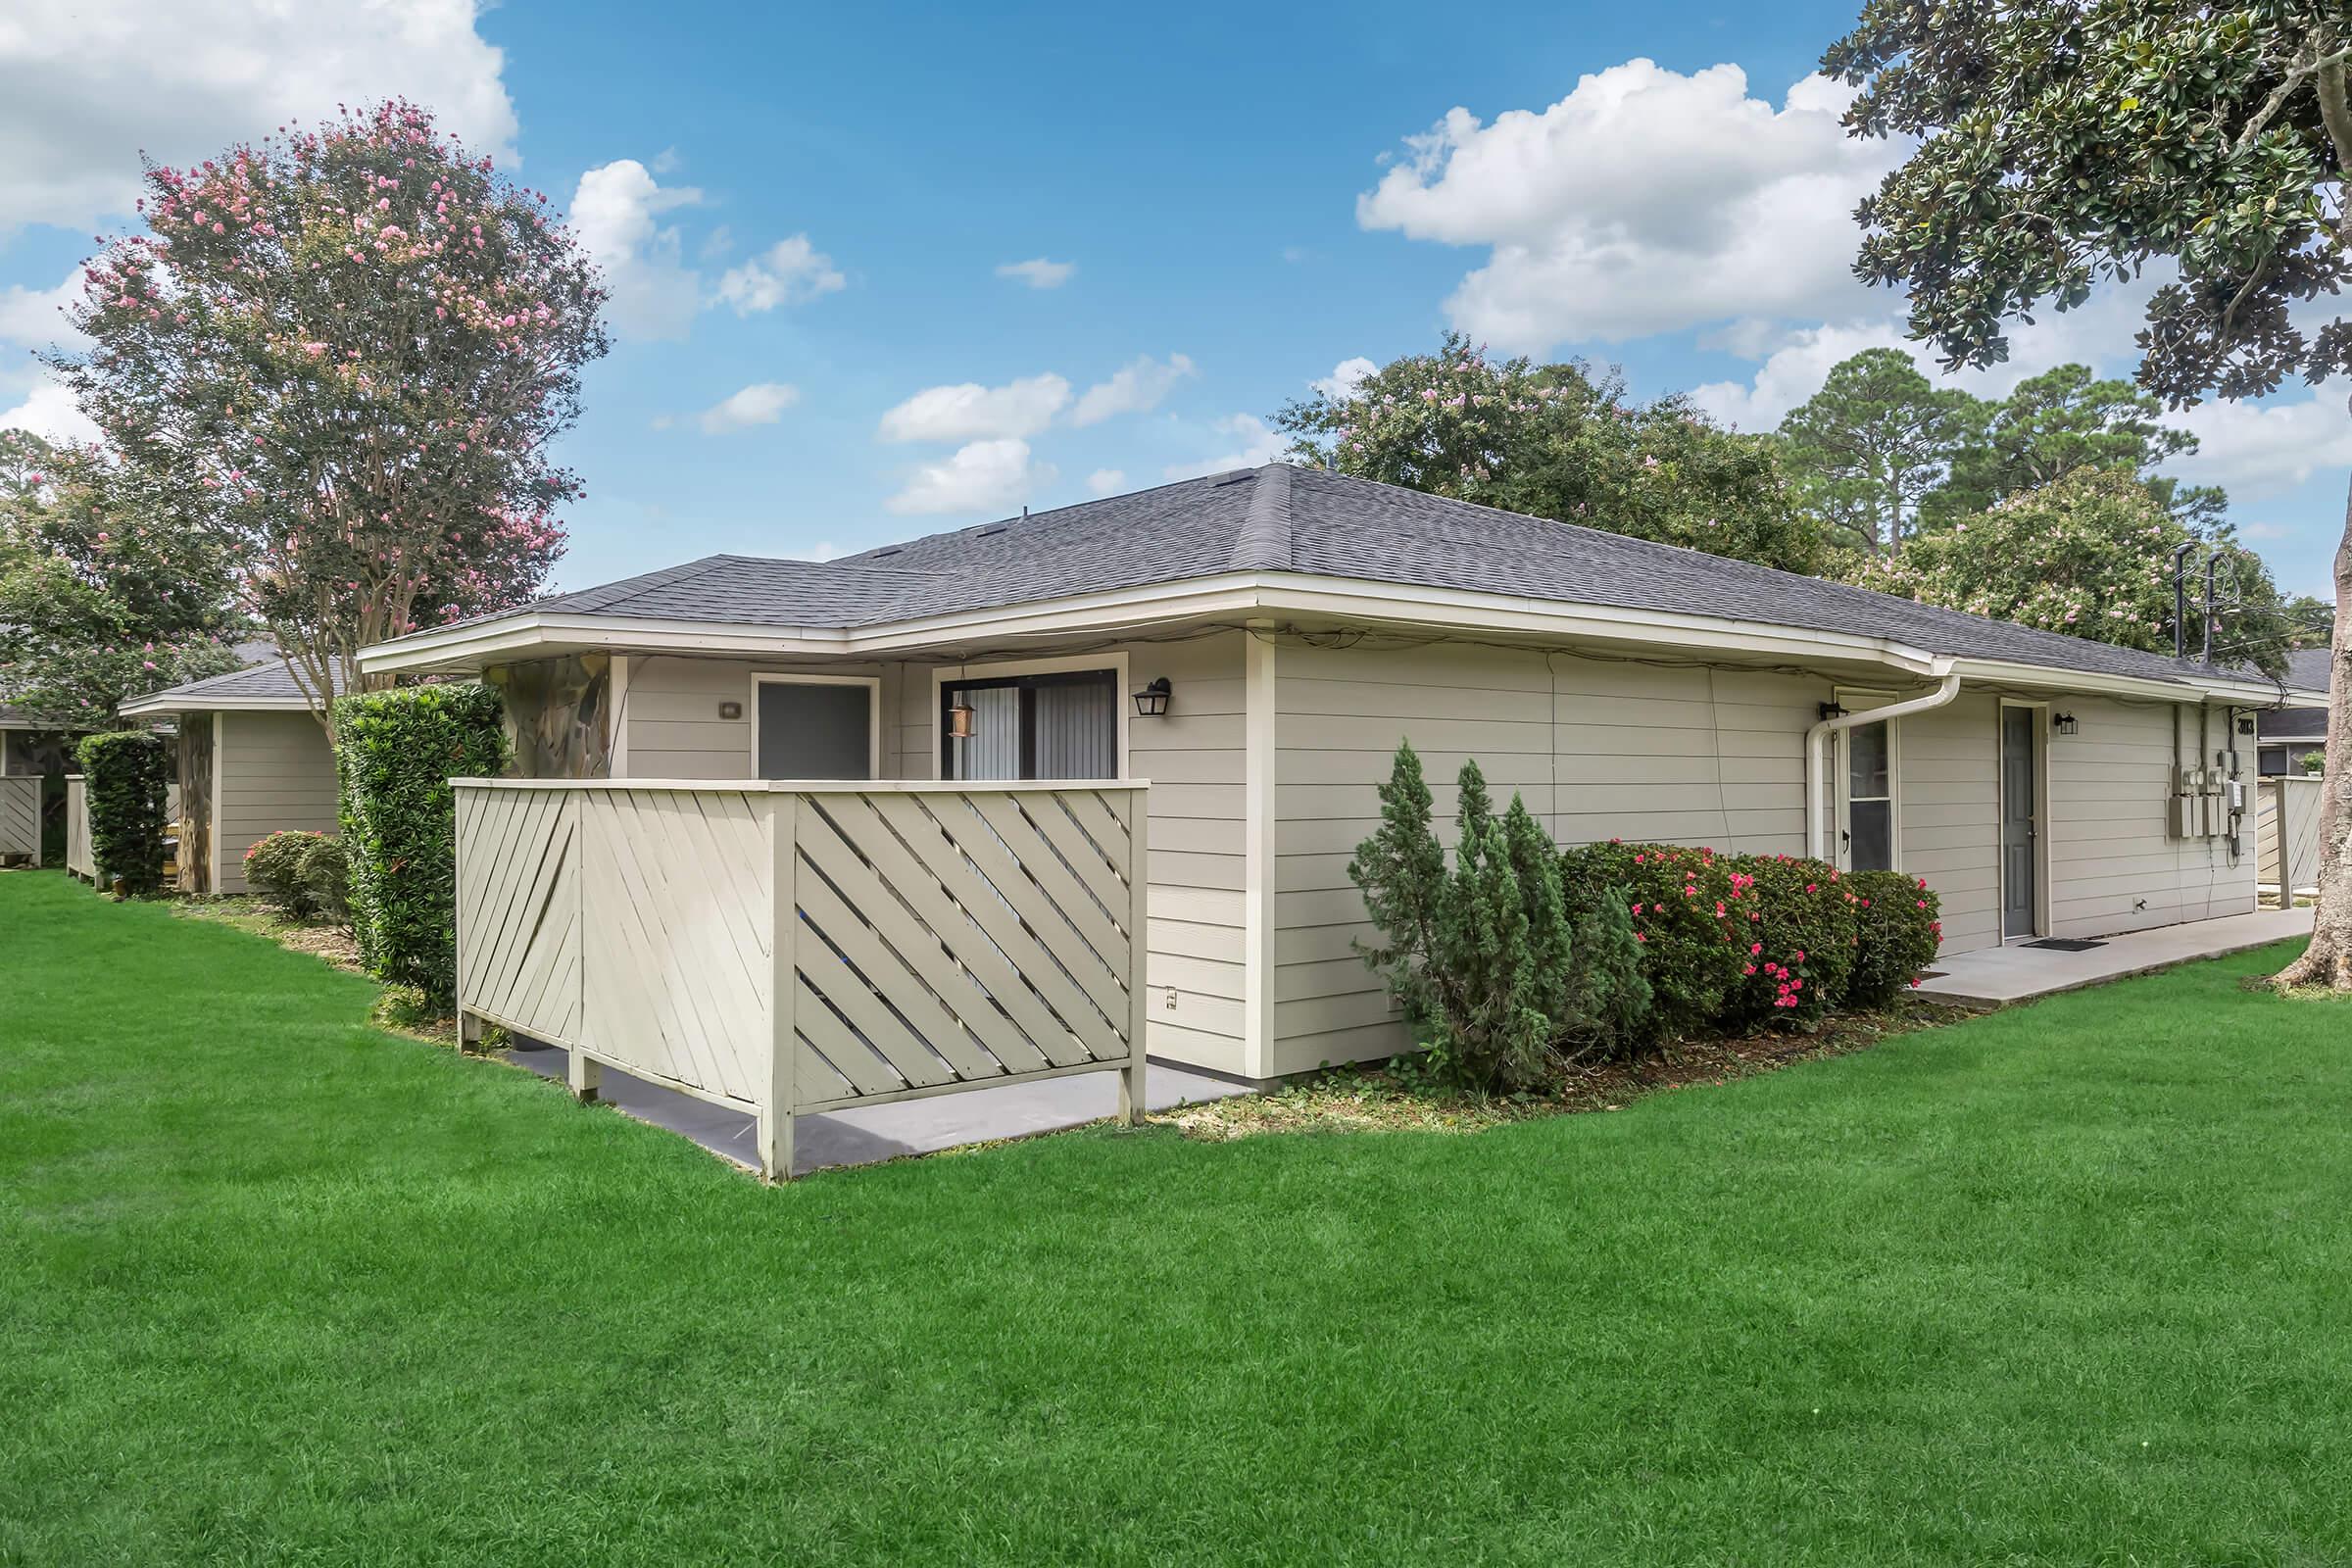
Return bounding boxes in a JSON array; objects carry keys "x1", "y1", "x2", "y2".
[{"x1": 947, "y1": 698, "x2": 977, "y2": 739}]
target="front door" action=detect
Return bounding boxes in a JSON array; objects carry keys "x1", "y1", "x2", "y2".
[{"x1": 1999, "y1": 707, "x2": 2038, "y2": 938}]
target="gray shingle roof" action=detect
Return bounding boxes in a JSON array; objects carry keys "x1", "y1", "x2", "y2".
[
  {"x1": 2260, "y1": 648, "x2": 2334, "y2": 740},
  {"x1": 381, "y1": 463, "x2": 2307, "y2": 692},
  {"x1": 124, "y1": 658, "x2": 341, "y2": 710}
]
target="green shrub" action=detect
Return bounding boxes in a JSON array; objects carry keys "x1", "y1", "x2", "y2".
[
  {"x1": 1722, "y1": 854, "x2": 1859, "y2": 1026},
  {"x1": 335, "y1": 683, "x2": 509, "y2": 1002},
  {"x1": 1846, "y1": 870, "x2": 1943, "y2": 1007},
  {"x1": 1559, "y1": 840, "x2": 1746, "y2": 1040},
  {"x1": 1349, "y1": 745, "x2": 1645, "y2": 1091},
  {"x1": 74, "y1": 730, "x2": 170, "y2": 896},
  {"x1": 243, "y1": 829, "x2": 349, "y2": 921}
]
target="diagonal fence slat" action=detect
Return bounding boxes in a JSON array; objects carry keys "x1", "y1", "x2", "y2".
[
  {"x1": 0, "y1": 775, "x2": 41, "y2": 860},
  {"x1": 454, "y1": 779, "x2": 1147, "y2": 1179}
]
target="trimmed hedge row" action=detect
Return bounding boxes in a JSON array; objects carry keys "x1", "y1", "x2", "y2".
[
  {"x1": 74, "y1": 730, "x2": 170, "y2": 896},
  {"x1": 335, "y1": 683, "x2": 509, "y2": 1003}
]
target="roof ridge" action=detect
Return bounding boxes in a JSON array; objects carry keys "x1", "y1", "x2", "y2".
[{"x1": 1228, "y1": 463, "x2": 1292, "y2": 570}]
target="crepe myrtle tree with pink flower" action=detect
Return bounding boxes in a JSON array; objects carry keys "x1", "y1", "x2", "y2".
[
  {"x1": 1837, "y1": 468, "x2": 2297, "y2": 678},
  {"x1": 46, "y1": 100, "x2": 608, "y2": 739},
  {"x1": 0, "y1": 435, "x2": 244, "y2": 726}
]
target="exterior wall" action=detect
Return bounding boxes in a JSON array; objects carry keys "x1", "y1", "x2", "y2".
[
  {"x1": 212, "y1": 710, "x2": 340, "y2": 895},
  {"x1": 613, "y1": 655, "x2": 911, "y2": 778},
  {"x1": 1895, "y1": 692, "x2": 2001, "y2": 955},
  {"x1": 2043, "y1": 695, "x2": 2254, "y2": 938}
]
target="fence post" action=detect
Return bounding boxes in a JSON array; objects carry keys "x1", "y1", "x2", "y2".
[
  {"x1": 760, "y1": 792, "x2": 801, "y2": 1180},
  {"x1": 1119, "y1": 786, "x2": 1149, "y2": 1126}
]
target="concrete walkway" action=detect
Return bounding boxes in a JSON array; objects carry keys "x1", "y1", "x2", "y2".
[
  {"x1": 503, "y1": 1041, "x2": 1254, "y2": 1177},
  {"x1": 1916, "y1": 907, "x2": 2314, "y2": 1007}
]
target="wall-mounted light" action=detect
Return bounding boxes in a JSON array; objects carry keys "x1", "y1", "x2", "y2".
[
  {"x1": 1817, "y1": 701, "x2": 1847, "y2": 722},
  {"x1": 2051, "y1": 711, "x2": 2079, "y2": 736},
  {"x1": 946, "y1": 698, "x2": 977, "y2": 739},
  {"x1": 717, "y1": 701, "x2": 742, "y2": 721},
  {"x1": 1133, "y1": 676, "x2": 1172, "y2": 718}
]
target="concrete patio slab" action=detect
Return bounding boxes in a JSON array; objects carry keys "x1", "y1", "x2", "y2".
[
  {"x1": 501, "y1": 1041, "x2": 1253, "y2": 1176},
  {"x1": 1916, "y1": 907, "x2": 2314, "y2": 1007}
]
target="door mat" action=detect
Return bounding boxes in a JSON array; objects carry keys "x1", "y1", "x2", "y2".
[{"x1": 2021, "y1": 938, "x2": 2107, "y2": 952}]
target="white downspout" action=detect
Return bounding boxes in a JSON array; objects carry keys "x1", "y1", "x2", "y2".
[{"x1": 1804, "y1": 667, "x2": 1964, "y2": 861}]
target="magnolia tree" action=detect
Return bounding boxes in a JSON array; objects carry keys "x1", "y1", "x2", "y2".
[
  {"x1": 1842, "y1": 468, "x2": 2296, "y2": 676},
  {"x1": 0, "y1": 435, "x2": 244, "y2": 726},
  {"x1": 48, "y1": 100, "x2": 608, "y2": 735},
  {"x1": 1274, "y1": 335, "x2": 1824, "y2": 574},
  {"x1": 1825, "y1": 1, "x2": 2352, "y2": 990}
]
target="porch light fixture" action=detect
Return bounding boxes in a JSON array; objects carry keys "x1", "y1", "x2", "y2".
[
  {"x1": 2051, "y1": 711, "x2": 2079, "y2": 736},
  {"x1": 1817, "y1": 701, "x2": 1847, "y2": 722},
  {"x1": 1133, "y1": 676, "x2": 1172, "y2": 718}
]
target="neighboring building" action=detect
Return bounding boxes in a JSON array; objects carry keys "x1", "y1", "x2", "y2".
[
  {"x1": 2256, "y1": 647, "x2": 2331, "y2": 775},
  {"x1": 120, "y1": 662, "x2": 340, "y2": 896},
  {"x1": 360, "y1": 464, "x2": 2323, "y2": 1081}
]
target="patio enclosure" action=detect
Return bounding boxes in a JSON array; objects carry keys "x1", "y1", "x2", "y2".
[
  {"x1": 64, "y1": 775, "x2": 91, "y2": 880},
  {"x1": 0, "y1": 774, "x2": 37, "y2": 862},
  {"x1": 2258, "y1": 774, "x2": 2327, "y2": 904},
  {"x1": 454, "y1": 778, "x2": 1150, "y2": 1178}
]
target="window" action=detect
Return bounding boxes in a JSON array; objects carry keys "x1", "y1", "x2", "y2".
[
  {"x1": 754, "y1": 676, "x2": 876, "y2": 780},
  {"x1": 1845, "y1": 718, "x2": 1894, "y2": 871},
  {"x1": 942, "y1": 668, "x2": 1118, "y2": 781},
  {"x1": 2258, "y1": 746, "x2": 2288, "y2": 777}
]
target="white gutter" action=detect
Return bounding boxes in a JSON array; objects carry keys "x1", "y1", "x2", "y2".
[{"x1": 1804, "y1": 668, "x2": 1964, "y2": 861}]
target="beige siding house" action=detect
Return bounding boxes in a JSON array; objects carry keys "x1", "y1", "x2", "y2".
[
  {"x1": 362, "y1": 464, "x2": 2316, "y2": 1081},
  {"x1": 122, "y1": 663, "x2": 340, "y2": 896}
]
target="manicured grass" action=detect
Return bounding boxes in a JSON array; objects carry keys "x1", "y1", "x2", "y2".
[{"x1": 4, "y1": 870, "x2": 2349, "y2": 1564}]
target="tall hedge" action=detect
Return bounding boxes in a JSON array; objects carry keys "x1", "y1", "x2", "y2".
[
  {"x1": 74, "y1": 730, "x2": 170, "y2": 895},
  {"x1": 335, "y1": 683, "x2": 509, "y2": 1002}
]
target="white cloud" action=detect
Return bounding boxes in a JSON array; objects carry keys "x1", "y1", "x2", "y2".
[
  {"x1": 878, "y1": 373, "x2": 1070, "y2": 443},
  {"x1": 1086, "y1": 467, "x2": 1127, "y2": 496},
  {"x1": 2164, "y1": 396, "x2": 2352, "y2": 502},
  {"x1": 715, "y1": 236, "x2": 845, "y2": 314},
  {"x1": 997, "y1": 258, "x2": 1075, "y2": 289},
  {"x1": 697, "y1": 381, "x2": 799, "y2": 435},
  {"x1": 0, "y1": 271, "x2": 86, "y2": 352},
  {"x1": 1310, "y1": 356, "x2": 1378, "y2": 403},
  {"x1": 793, "y1": 541, "x2": 846, "y2": 562},
  {"x1": 570, "y1": 160, "x2": 706, "y2": 341},
  {"x1": 1163, "y1": 414, "x2": 1286, "y2": 480},
  {"x1": 886, "y1": 438, "x2": 1053, "y2": 515},
  {"x1": 0, "y1": 0, "x2": 518, "y2": 235},
  {"x1": 1356, "y1": 61, "x2": 1906, "y2": 349},
  {"x1": 0, "y1": 380, "x2": 99, "y2": 445},
  {"x1": 1071, "y1": 354, "x2": 1196, "y2": 426}
]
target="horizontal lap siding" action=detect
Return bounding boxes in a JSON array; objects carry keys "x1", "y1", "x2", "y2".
[
  {"x1": 2045, "y1": 695, "x2": 2252, "y2": 936},
  {"x1": 1271, "y1": 640, "x2": 1831, "y2": 1077},
  {"x1": 1897, "y1": 694, "x2": 2000, "y2": 956},
  {"x1": 214, "y1": 711, "x2": 339, "y2": 895}
]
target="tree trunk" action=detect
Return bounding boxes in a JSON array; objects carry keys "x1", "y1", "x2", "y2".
[{"x1": 2274, "y1": 474, "x2": 2352, "y2": 989}]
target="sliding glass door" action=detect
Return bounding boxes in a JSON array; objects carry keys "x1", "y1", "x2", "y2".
[{"x1": 942, "y1": 668, "x2": 1119, "y2": 781}]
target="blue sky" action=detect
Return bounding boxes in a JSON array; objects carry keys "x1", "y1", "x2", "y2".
[{"x1": 3, "y1": 0, "x2": 2346, "y2": 597}]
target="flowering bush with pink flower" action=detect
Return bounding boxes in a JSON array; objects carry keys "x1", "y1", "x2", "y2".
[
  {"x1": 1720, "y1": 854, "x2": 1859, "y2": 1027},
  {"x1": 1845, "y1": 871, "x2": 1944, "y2": 1007},
  {"x1": 48, "y1": 100, "x2": 607, "y2": 733},
  {"x1": 1558, "y1": 840, "x2": 1747, "y2": 1040}
]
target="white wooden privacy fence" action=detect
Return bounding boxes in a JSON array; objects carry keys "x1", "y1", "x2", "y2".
[
  {"x1": 2258, "y1": 774, "x2": 2326, "y2": 903},
  {"x1": 64, "y1": 775, "x2": 91, "y2": 880},
  {"x1": 453, "y1": 778, "x2": 1150, "y2": 1178},
  {"x1": 0, "y1": 774, "x2": 39, "y2": 862}
]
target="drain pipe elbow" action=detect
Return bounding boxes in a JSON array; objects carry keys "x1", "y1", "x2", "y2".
[{"x1": 1804, "y1": 668, "x2": 1964, "y2": 861}]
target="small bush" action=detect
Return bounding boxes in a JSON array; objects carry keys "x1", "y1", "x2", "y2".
[
  {"x1": 1722, "y1": 854, "x2": 1859, "y2": 1026},
  {"x1": 335, "y1": 683, "x2": 509, "y2": 1003},
  {"x1": 1846, "y1": 870, "x2": 1943, "y2": 1007},
  {"x1": 1349, "y1": 745, "x2": 1645, "y2": 1091},
  {"x1": 74, "y1": 730, "x2": 170, "y2": 896},
  {"x1": 1559, "y1": 840, "x2": 1745, "y2": 1040},
  {"x1": 244, "y1": 829, "x2": 349, "y2": 921}
]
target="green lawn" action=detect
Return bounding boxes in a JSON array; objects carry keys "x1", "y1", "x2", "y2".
[{"x1": 4, "y1": 870, "x2": 2349, "y2": 1565}]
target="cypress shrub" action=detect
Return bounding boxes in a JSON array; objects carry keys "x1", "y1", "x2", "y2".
[
  {"x1": 1349, "y1": 745, "x2": 1643, "y2": 1090},
  {"x1": 335, "y1": 684, "x2": 509, "y2": 1002},
  {"x1": 1846, "y1": 870, "x2": 1943, "y2": 1006},
  {"x1": 1721, "y1": 853, "x2": 1859, "y2": 1026},
  {"x1": 74, "y1": 730, "x2": 170, "y2": 896},
  {"x1": 1559, "y1": 840, "x2": 1746, "y2": 1040}
]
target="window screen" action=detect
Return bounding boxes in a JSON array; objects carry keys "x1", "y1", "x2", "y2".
[
  {"x1": 943, "y1": 669, "x2": 1118, "y2": 781},
  {"x1": 756, "y1": 681, "x2": 873, "y2": 780},
  {"x1": 1846, "y1": 719, "x2": 1893, "y2": 871}
]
